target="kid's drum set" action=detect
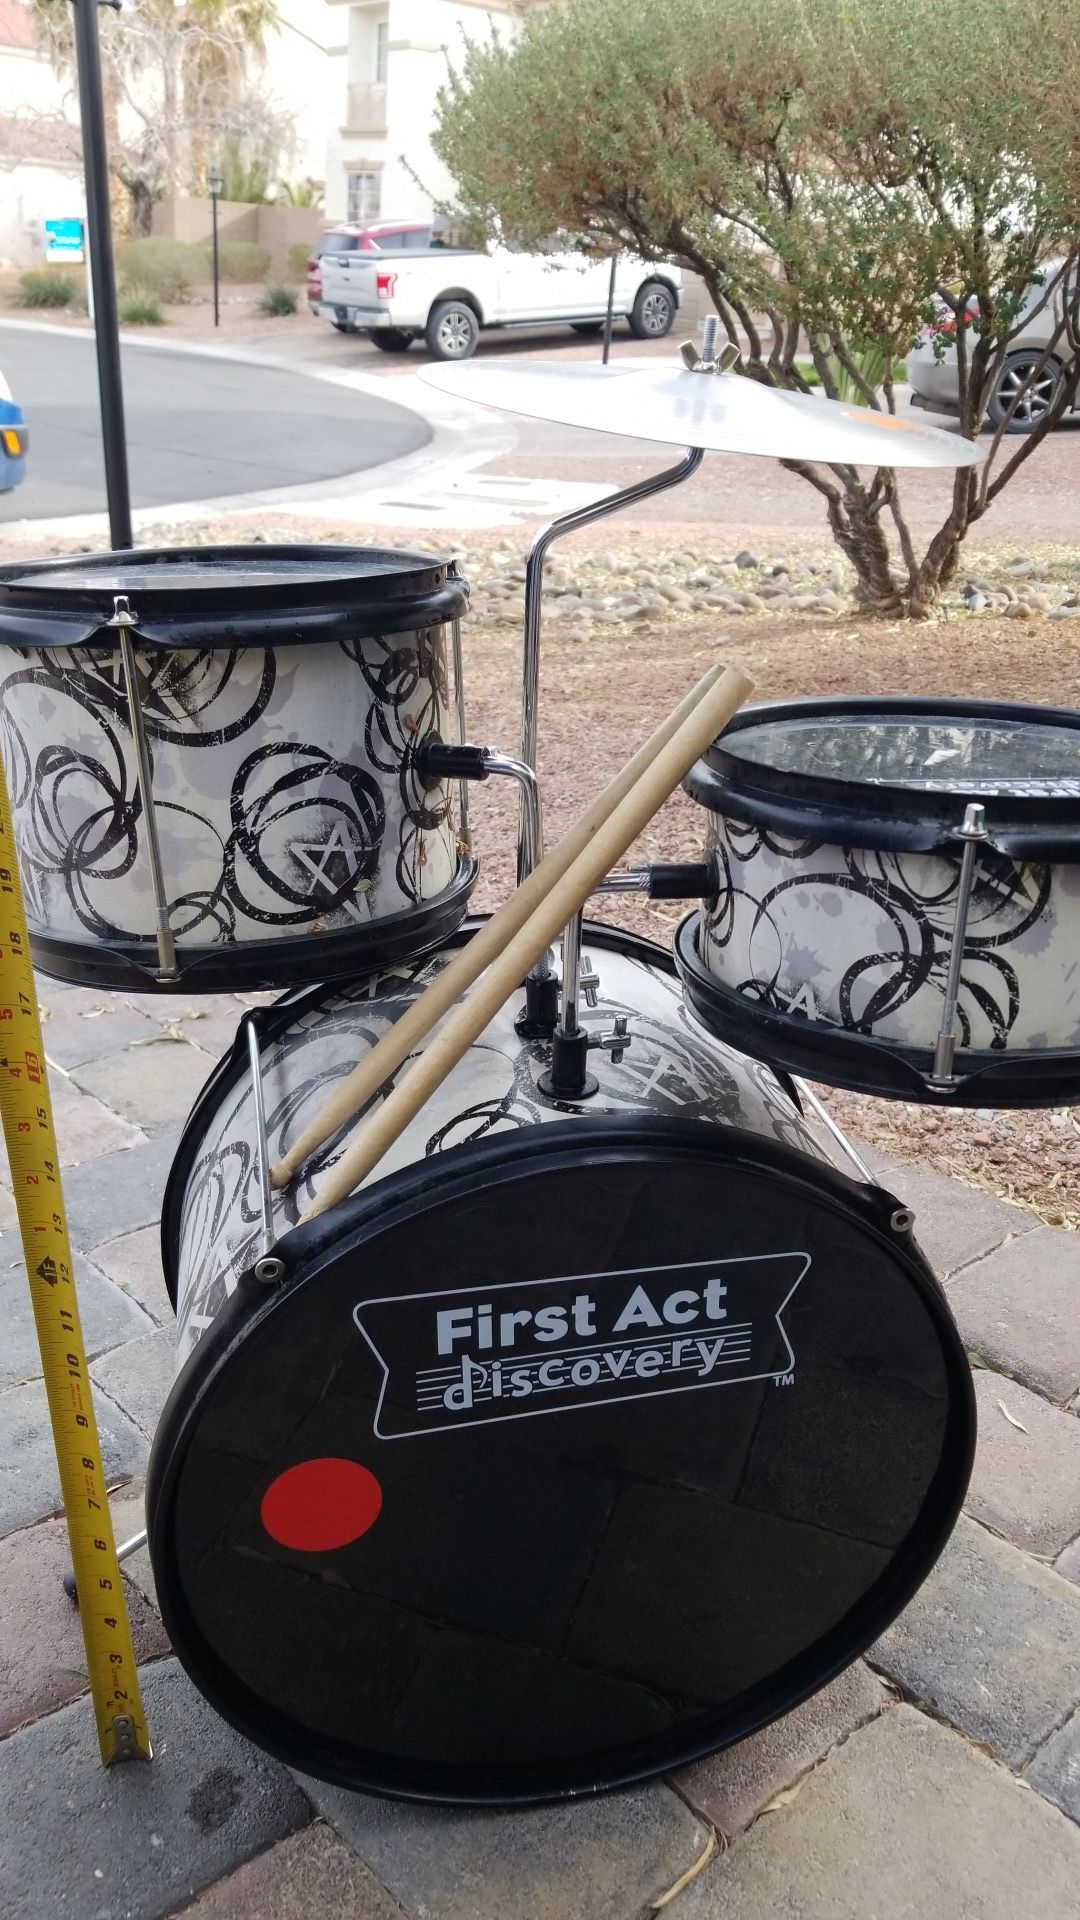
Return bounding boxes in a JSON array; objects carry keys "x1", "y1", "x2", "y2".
[{"x1": 2, "y1": 334, "x2": 1072, "y2": 1806}]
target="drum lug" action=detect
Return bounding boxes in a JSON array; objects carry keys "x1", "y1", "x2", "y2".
[{"x1": 927, "y1": 804, "x2": 990, "y2": 1091}]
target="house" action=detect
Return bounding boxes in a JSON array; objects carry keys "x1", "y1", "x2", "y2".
[
  {"x1": 0, "y1": 0, "x2": 84, "y2": 267},
  {"x1": 324, "y1": 0, "x2": 523, "y2": 227}
]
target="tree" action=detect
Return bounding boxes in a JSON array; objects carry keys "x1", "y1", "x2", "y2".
[
  {"x1": 32, "y1": 0, "x2": 286, "y2": 235},
  {"x1": 434, "y1": 0, "x2": 1080, "y2": 615}
]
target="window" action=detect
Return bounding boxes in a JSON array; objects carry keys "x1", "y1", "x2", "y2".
[
  {"x1": 375, "y1": 19, "x2": 389, "y2": 83},
  {"x1": 346, "y1": 171, "x2": 382, "y2": 224}
]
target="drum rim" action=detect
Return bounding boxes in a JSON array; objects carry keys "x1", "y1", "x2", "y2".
[
  {"x1": 675, "y1": 910, "x2": 1080, "y2": 1108},
  {"x1": 29, "y1": 851, "x2": 479, "y2": 998},
  {"x1": 688, "y1": 694, "x2": 1080, "y2": 858},
  {"x1": 0, "y1": 543, "x2": 468, "y2": 646},
  {"x1": 157, "y1": 918, "x2": 691, "y2": 1307},
  {"x1": 147, "y1": 1114, "x2": 975, "y2": 1806}
]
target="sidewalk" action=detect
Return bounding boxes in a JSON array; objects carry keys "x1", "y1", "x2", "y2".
[{"x1": 2, "y1": 976, "x2": 1080, "y2": 1919}]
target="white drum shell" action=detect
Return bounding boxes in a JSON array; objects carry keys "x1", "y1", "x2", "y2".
[
  {"x1": 0, "y1": 631, "x2": 457, "y2": 951},
  {"x1": 702, "y1": 813, "x2": 1080, "y2": 1054},
  {"x1": 172, "y1": 938, "x2": 831, "y2": 1370}
]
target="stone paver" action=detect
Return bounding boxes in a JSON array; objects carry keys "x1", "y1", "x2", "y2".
[
  {"x1": 0, "y1": 1516, "x2": 168, "y2": 1737},
  {"x1": 673, "y1": 1662, "x2": 887, "y2": 1835},
  {"x1": 72, "y1": 1040, "x2": 216, "y2": 1132},
  {"x1": 670, "y1": 1706, "x2": 1080, "y2": 1919},
  {"x1": 170, "y1": 1822, "x2": 408, "y2": 1920},
  {"x1": 966, "y1": 1371, "x2": 1080, "y2": 1556},
  {"x1": 92, "y1": 1327, "x2": 178, "y2": 1439},
  {"x1": 870, "y1": 1515, "x2": 1080, "y2": 1767},
  {"x1": 302, "y1": 1775, "x2": 707, "y2": 1920},
  {"x1": 39, "y1": 994, "x2": 156, "y2": 1068},
  {"x1": 0, "y1": 1659, "x2": 312, "y2": 1920},
  {"x1": 1056, "y1": 1534, "x2": 1080, "y2": 1587},
  {"x1": 47, "y1": 1075, "x2": 146, "y2": 1164},
  {"x1": 949, "y1": 1227, "x2": 1080, "y2": 1403},
  {"x1": 0, "y1": 1376, "x2": 148, "y2": 1539},
  {"x1": 1026, "y1": 1708, "x2": 1080, "y2": 1824},
  {"x1": 864, "y1": 1148, "x2": 1034, "y2": 1277},
  {"x1": 107, "y1": 1479, "x2": 157, "y2": 1607},
  {"x1": 60, "y1": 1126, "x2": 182, "y2": 1250},
  {"x1": 91, "y1": 1221, "x2": 174, "y2": 1324},
  {"x1": 0, "y1": 1248, "x2": 152, "y2": 1392}
]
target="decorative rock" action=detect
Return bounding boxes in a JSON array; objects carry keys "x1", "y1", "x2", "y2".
[
  {"x1": 735, "y1": 549, "x2": 758, "y2": 568},
  {"x1": 871, "y1": 1515, "x2": 1080, "y2": 1767},
  {"x1": 1005, "y1": 601, "x2": 1034, "y2": 618},
  {"x1": 966, "y1": 591, "x2": 988, "y2": 613}
]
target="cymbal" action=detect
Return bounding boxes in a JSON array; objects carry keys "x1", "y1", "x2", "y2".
[{"x1": 419, "y1": 358, "x2": 986, "y2": 469}]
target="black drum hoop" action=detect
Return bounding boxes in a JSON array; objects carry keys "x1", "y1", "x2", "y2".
[
  {"x1": 687, "y1": 694, "x2": 1080, "y2": 860},
  {"x1": 29, "y1": 853, "x2": 479, "y2": 997},
  {"x1": 146, "y1": 1115, "x2": 976, "y2": 1806},
  {"x1": 675, "y1": 912, "x2": 1080, "y2": 1108}
]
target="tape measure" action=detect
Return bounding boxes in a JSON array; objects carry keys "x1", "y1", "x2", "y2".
[{"x1": 0, "y1": 765, "x2": 151, "y2": 1766}]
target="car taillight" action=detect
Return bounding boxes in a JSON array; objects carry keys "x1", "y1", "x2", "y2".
[{"x1": 376, "y1": 270, "x2": 397, "y2": 300}]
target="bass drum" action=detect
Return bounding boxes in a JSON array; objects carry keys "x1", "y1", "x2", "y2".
[{"x1": 149, "y1": 924, "x2": 974, "y2": 1806}]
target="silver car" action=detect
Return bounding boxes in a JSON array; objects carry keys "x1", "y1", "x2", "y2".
[{"x1": 907, "y1": 264, "x2": 1079, "y2": 432}]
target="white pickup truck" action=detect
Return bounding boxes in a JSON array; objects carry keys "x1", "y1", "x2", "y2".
[{"x1": 316, "y1": 245, "x2": 681, "y2": 359}]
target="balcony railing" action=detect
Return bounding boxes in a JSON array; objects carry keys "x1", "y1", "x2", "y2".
[{"x1": 346, "y1": 81, "x2": 387, "y2": 134}]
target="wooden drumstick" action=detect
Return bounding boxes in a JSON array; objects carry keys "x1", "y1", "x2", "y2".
[
  {"x1": 301, "y1": 663, "x2": 753, "y2": 1221},
  {"x1": 269, "y1": 656, "x2": 735, "y2": 1189}
]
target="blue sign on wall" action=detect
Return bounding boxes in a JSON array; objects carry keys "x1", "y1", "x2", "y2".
[{"x1": 45, "y1": 219, "x2": 85, "y2": 263}]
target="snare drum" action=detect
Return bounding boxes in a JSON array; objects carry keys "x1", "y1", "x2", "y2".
[
  {"x1": 148, "y1": 923, "x2": 973, "y2": 1805},
  {"x1": 0, "y1": 546, "x2": 476, "y2": 990},
  {"x1": 677, "y1": 696, "x2": 1080, "y2": 1105}
]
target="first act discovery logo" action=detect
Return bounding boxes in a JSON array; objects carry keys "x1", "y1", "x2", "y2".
[{"x1": 353, "y1": 1252, "x2": 808, "y2": 1440}]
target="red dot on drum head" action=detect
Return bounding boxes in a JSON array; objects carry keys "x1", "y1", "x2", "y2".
[{"x1": 260, "y1": 1458, "x2": 383, "y2": 1552}]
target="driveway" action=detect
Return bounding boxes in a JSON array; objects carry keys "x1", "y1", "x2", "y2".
[{"x1": 0, "y1": 324, "x2": 432, "y2": 523}]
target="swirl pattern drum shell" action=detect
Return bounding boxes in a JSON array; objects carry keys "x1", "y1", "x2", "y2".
[
  {"x1": 0, "y1": 546, "x2": 474, "y2": 990},
  {"x1": 148, "y1": 927, "x2": 974, "y2": 1803},
  {"x1": 680, "y1": 696, "x2": 1080, "y2": 1105}
]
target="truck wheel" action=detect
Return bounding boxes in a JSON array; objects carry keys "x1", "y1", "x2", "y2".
[
  {"x1": 367, "y1": 330, "x2": 415, "y2": 353},
  {"x1": 628, "y1": 282, "x2": 675, "y2": 340},
  {"x1": 426, "y1": 301, "x2": 480, "y2": 360}
]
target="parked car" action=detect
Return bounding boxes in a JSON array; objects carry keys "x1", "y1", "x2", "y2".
[
  {"x1": 306, "y1": 220, "x2": 451, "y2": 323},
  {"x1": 907, "y1": 264, "x2": 1080, "y2": 432},
  {"x1": 0, "y1": 367, "x2": 27, "y2": 492},
  {"x1": 317, "y1": 243, "x2": 680, "y2": 359}
]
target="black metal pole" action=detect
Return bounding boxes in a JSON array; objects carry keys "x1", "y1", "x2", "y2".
[
  {"x1": 71, "y1": 0, "x2": 132, "y2": 548},
  {"x1": 211, "y1": 196, "x2": 220, "y2": 327},
  {"x1": 601, "y1": 255, "x2": 618, "y2": 364}
]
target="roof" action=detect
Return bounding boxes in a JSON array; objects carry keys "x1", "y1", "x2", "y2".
[{"x1": 0, "y1": 1, "x2": 36, "y2": 52}]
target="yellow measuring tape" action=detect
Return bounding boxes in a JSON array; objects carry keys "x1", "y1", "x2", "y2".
[{"x1": 0, "y1": 762, "x2": 151, "y2": 1766}]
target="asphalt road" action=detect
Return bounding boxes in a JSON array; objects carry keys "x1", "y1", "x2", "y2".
[{"x1": 0, "y1": 325, "x2": 432, "y2": 523}]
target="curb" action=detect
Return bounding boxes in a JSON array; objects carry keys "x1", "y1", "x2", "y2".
[{"x1": 0, "y1": 318, "x2": 513, "y2": 540}]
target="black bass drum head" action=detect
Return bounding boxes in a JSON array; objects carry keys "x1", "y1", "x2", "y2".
[{"x1": 147, "y1": 1119, "x2": 973, "y2": 1805}]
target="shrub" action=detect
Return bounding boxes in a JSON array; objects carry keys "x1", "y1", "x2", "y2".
[
  {"x1": 216, "y1": 241, "x2": 271, "y2": 283},
  {"x1": 258, "y1": 283, "x2": 299, "y2": 317},
  {"x1": 287, "y1": 240, "x2": 313, "y2": 281},
  {"x1": 17, "y1": 269, "x2": 75, "y2": 309},
  {"x1": 119, "y1": 238, "x2": 199, "y2": 303},
  {"x1": 119, "y1": 289, "x2": 165, "y2": 326}
]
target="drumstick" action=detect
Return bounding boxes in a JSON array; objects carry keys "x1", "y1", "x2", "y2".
[
  {"x1": 301, "y1": 663, "x2": 753, "y2": 1221},
  {"x1": 269, "y1": 656, "x2": 735, "y2": 1189}
]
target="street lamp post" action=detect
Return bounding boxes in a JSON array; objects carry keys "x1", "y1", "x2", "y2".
[{"x1": 207, "y1": 166, "x2": 224, "y2": 328}]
